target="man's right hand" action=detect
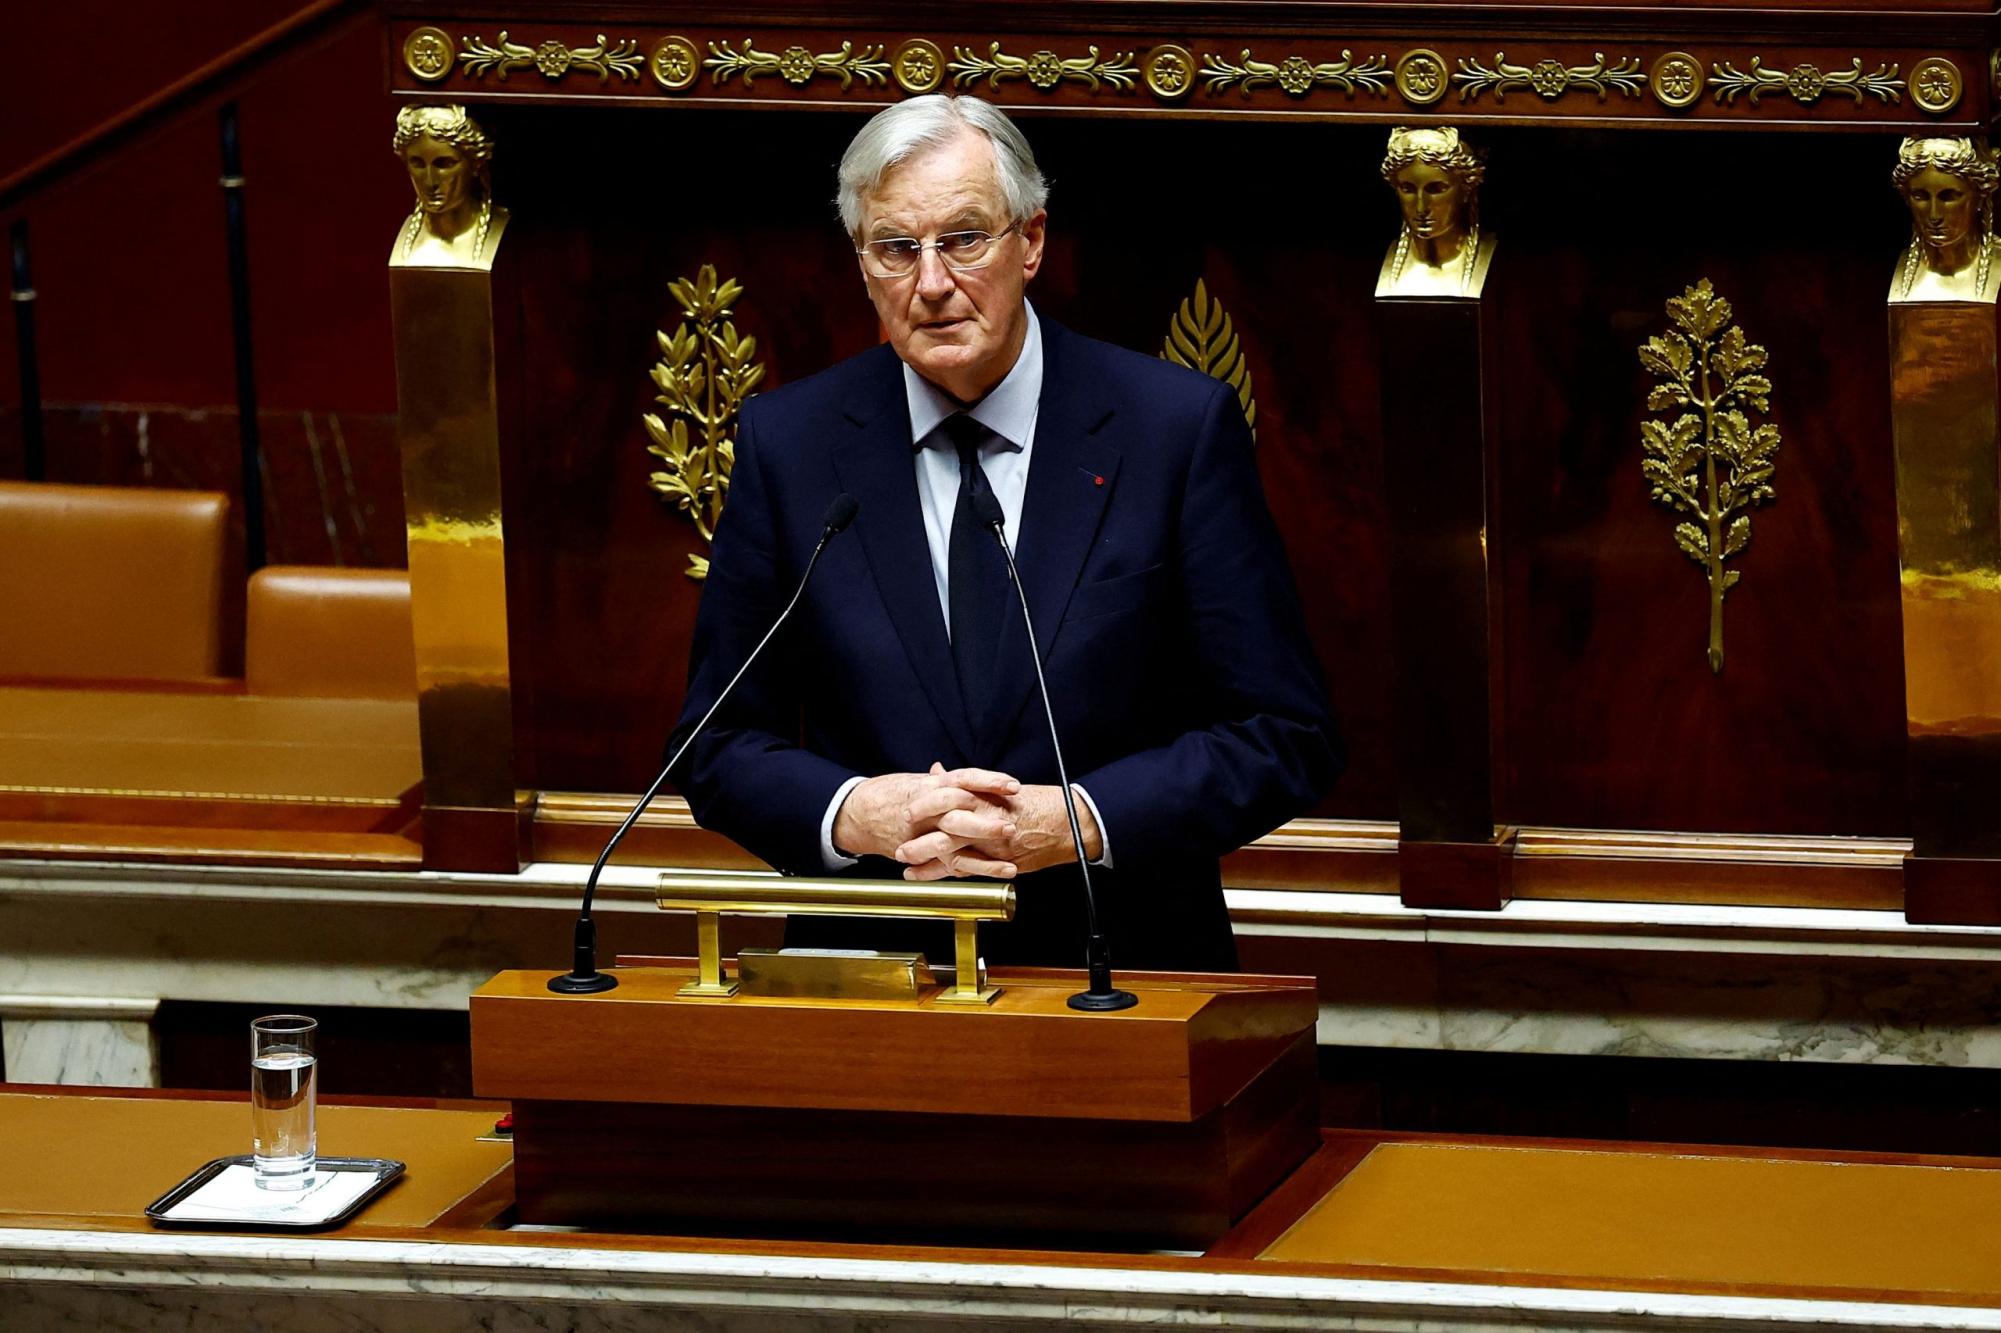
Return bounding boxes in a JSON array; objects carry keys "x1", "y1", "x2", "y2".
[{"x1": 831, "y1": 767, "x2": 1022, "y2": 878}]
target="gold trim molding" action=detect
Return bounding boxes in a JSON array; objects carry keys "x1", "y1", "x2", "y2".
[
  {"x1": 1453, "y1": 51, "x2": 1645, "y2": 102},
  {"x1": 403, "y1": 26, "x2": 454, "y2": 83},
  {"x1": 1710, "y1": 56, "x2": 1904, "y2": 106},
  {"x1": 1911, "y1": 56, "x2": 1964, "y2": 114},
  {"x1": 1201, "y1": 48, "x2": 1391, "y2": 98},
  {"x1": 948, "y1": 41, "x2": 1139, "y2": 92},
  {"x1": 1394, "y1": 49, "x2": 1450, "y2": 105},
  {"x1": 1142, "y1": 44, "x2": 1197, "y2": 100},
  {"x1": 1161, "y1": 279, "x2": 1257, "y2": 444},
  {"x1": 458, "y1": 31, "x2": 644, "y2": 82},
  {"x1": 892, "y1": 38, "x2": 947, "y2": 94},
  {"x1": 1638, "y1": 279, "x2": 1781, "y2": 674},
  {"x1": 706, "y1": 37, "x2": 891, "y2": 89},
  {"x1": 1649, "y1": 52, "x2": 1705, "y2": 108},
  {"x1": 649, "y1": 36, "x2": 700, "y2": 90},
  {"x1": 644, "y1": 265, "x2": 766, "y2": 581}
]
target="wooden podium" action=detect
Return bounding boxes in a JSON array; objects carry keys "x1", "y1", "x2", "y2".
[{"x1": 471, "y1": 964, "x2": 1319, "y2": 1247}]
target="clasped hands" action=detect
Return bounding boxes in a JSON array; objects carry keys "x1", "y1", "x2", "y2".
[{"x1": 831, "y1": 763, "x2": 1101, "y2": 881}]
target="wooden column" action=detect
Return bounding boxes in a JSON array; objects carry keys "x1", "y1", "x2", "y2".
[
  {"x1": 390, "y1": 248, "x2": 529, "y2": 873},
  {"x1": 1377, "y1": 284, "x2": 1513, "y2": 910}
]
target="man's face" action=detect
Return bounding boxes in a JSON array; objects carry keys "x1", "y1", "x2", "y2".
[
  {"x1": 406, "y1": 135, "x2": 472, "y2": 215},
  {"x1": 857, "y1": 131, "x2": 1046, "y2": 403},
  {"x1": 1904, "y1": 165, "x2": 1977, "y2": 254},
  {"x1": 1391, "y1": 160, "x2": 1463, "y2": 243}
]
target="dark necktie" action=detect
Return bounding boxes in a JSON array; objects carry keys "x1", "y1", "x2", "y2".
[{"x1": 942, "y1": 413, "x2": 1008, "y2": 727}]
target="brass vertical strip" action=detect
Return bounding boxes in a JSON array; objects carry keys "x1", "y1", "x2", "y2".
[
  {"x1": 391, "y1": 264, "x2": 524, "y2": 872},
  {"x1": 1888, "y1": 303, "x2": 2001, "y2": 917}
]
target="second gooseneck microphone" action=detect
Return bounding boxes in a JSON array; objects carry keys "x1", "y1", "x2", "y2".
[
  {"x1": 548, "y1": 493, "x2": 861, "y2": 995},
  {"x1": 969, "y1": 486, "x2": 1138, "y2": 1012}
]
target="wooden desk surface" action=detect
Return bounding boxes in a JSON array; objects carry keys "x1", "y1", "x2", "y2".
[
  {"x1": 0, "y1": 1092, "x2": 511, "y2": 1232},
  {"x1": 1254, "y1": 1137, "x2": 2001, "y2": 1305},
  {"x1": 9, "y1": 1089, "x2": 2001, "y2": 1314},
  {"x1": 0, "y1": 686, "x2": 419, "y2": 804}
]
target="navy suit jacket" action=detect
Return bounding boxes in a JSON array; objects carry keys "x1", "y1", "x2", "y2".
[{"x1": 674, "y1": 317, "x2": 1341, "y2": 971}]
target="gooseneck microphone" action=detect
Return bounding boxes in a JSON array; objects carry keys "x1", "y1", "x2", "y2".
[
  {"x1": 548, "y1": 492, "x2": 861, "y2": 994},
  {"x1": 969, "y1": 487, "x2": 1138, "y2": 1012}
]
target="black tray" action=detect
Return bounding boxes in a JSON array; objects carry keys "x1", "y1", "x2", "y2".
[{"x1": 145, "y1": 1155, "x2": 405, "y2": 1230}]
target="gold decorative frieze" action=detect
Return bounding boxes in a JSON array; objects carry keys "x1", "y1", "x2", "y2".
[
  {"x1": 1200, "y1": 48, "x2": 1391, "y2": 98},
  {"x1": 1160, "y1": 279, "x2": 1257, "y2": 443},
  {"x1": 706, "y1": 37, "x2": 891, "y2": 89},
  {"x1": 1453, "y1": 51, "x2": 1645, "y2": 102},
  {"x1": 403, "y1": 26, "x2": 454, "y2": 83},
  {"x1": 644, "y1": 266, "x2": 765, "y2": 582},
  {"x1": 1637, "y1": 279, "x2": 1780, "y2": 674},
  {"x1": 948, "y1": 42, "x2": 1138, "y2": 92},
  {"x1": 1394, "y1": 49, "x2": 1450, "y2": 106},
  {"x1": 649, "y1": 36, "x2": 700, "y2": 91},
  {"x1": 405, "y1": 26, "x2": 1974, "y2": 128},
  {"x1": 892, "y1": 38, "x2": 947, "y2": 94},
  {"x1": 1710, "y1": 57, "x2": 1903, "y2": 106},
  {"x1": 1911, "y1": 57, "x2": 1964, "y2": 114},
  {"x1": 458, "y1": 31, "x2": 644, "y2": 82},
  {"x1": 1650, "y1": 52, "x2": 1704, "y2": 108}
]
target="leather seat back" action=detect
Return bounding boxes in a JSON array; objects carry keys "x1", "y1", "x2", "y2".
[
  {"x1": 0, "y1": 480, "x2": 229, "y2": 681},
  {"x1": 245, "y1": 566, "x2": 417, "y2": 700}
]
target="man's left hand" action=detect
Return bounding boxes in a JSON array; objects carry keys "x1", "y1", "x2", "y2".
[{"x1": 896, "y1": 765, "x2": 1102, "y2": 880}]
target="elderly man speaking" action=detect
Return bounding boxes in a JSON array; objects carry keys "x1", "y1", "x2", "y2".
[{"x1": 673, "y1": 94, "x2": 1340, "y2": 971}]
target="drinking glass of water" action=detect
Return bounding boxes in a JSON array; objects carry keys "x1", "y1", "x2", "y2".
[{"x1": 250, "y1": 1014, "x2": 318, "y2": 1190}]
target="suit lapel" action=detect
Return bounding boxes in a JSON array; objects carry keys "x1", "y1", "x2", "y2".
[
  {"x1": 832, "y1": 351, "x2": 978, "y2": 761},
  {"x1": 977, "y1": 321, "x2": 1121, "y2": 754}
]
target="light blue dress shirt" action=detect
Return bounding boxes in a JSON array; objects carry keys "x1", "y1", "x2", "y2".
[{"x1": 818, "y1": 306, "x2": 1111, "y2": 870}]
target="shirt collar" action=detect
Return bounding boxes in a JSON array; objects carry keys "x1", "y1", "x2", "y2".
[{"x1": 904, "y1": 302, "x2": 1042, "y2": 453}]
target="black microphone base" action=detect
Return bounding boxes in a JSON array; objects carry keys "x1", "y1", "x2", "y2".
[
  {"x1": 1067, "y1": 985, "x2": 1138, "y2": 1012},
  {"x1": 547, "y1": 970, "x2": 619, "y2": 994}
]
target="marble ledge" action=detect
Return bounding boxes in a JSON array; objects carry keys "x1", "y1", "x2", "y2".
[
  {"x1": 4, "y1": 858, "x2": 2001, "y2": 963},
  {"x1": 2, "y1": 1227, "x2": 1999, "y2": 1332}
]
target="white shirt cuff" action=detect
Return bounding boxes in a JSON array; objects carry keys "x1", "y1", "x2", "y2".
[
  {"x1": 1071, "y1": 784, "x2": 1112, "y2": 869},
  {"x1": 819, "y1": 775, "x2": 867, "y2": 870}
]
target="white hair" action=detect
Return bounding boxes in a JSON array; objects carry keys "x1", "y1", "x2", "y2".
[{"x1": 836, "y1": 94, "x2": 1049, "y2": 237}]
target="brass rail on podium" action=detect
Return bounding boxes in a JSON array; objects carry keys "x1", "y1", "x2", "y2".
[{"x1": 654, "y1": 872, "x2": 1015, "y2": 1005}]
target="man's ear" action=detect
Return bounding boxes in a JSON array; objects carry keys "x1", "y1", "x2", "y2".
[{"x1": 1018, "y1": 209, "x2": 1048, "y2": 282}]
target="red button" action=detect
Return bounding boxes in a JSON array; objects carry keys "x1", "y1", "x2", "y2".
[{"x1": 1093, "y1": 475, "x2": 1105, "y2": 486}]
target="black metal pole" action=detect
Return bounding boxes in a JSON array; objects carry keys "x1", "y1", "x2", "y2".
[
  {"x1": 219, "y1": 102, "x2": 265, "y2": 570},
  {"x1": 9, "y1": 219, "x2": 45, "y2": 482}
]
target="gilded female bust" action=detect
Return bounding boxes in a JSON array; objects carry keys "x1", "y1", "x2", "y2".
[
  {"x1": 1377, "y1": 126, "x2": 1497, "y2": 299},
  {"x1": 390, "y1": 105, "x2": 509, "y2": 270},
  {"x1": 1891, "y1": 135, "x2": 1999, "y2": 304}
]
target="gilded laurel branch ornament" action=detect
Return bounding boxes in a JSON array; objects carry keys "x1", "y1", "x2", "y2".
[
  {"x1": 1453, "y1": 51, "x2": 1645, "y2": 102},
  {"x1": 458, "y1": 31, "x2": 644, "y2": 82},
  {"x1": 948, "y1": 42, "x2": 1139, "y2": 92},
  {"x1": 644, "y1": 266, "x2": 767, "y2": 581},
  {"x1": 705, "y1": 38, "x2": 891, "y2": 89},
  {"x1": 1637, "y1": 280, "x2": 1780, "y2": 674},
  {"x1": 1200, "y1": 48, "x2": 1391, "y2": 98},
  {"x1": 1160, "y1": 279, "x2": 1257, "y2": 444},
  {"x1": 1709, "y1": 57, "x2": 1903, "y2": 106}
]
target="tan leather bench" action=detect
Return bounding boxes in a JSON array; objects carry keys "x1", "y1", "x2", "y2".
[
  {"x1": 0, "y1": 480, "x2": 229, "y2": 684},
  {"x1": 246, "y1": 566, "x2": 417, "y2": 700}
]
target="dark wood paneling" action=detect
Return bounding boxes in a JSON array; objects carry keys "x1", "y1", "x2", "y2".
[{"x1": 1487, "y1": 128, "x2": 1909, "y2": 837}]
